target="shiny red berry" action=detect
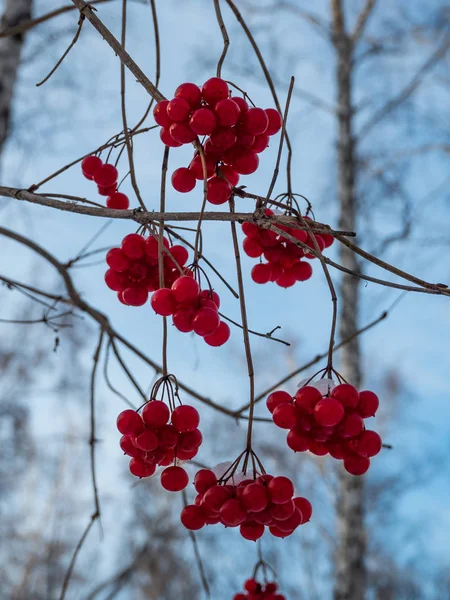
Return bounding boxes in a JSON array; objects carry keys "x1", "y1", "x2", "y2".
[
  {"x1": 161, "y1": 465, "x2": 189, "y2": 491},
  {"x1": 153, "y1": 100, "x2": 172, "y2": 128},
  {"x1": 106, "y1": 192, "x2": 129, "y2": 209},
  {"x1": 117, "y1": 410, "x2": 144, "y2": 435},
  {"x1": 189, "y1": 107, "x2": 217, "y2": 135},
  {"x1": 167, "y1": 97, "x2": 191, "y2": 122},
  {"x1": 142, "y1": 400, "x2": 170, "y2": 427},
  {"x1": 171, "y1": 167, "x2": 196, "y2": 193},
  {"x1": 207, "y1": 177, "x2": 231, "y2": 205},
  {"x1": 181, "y1": 505, "x2": 206, "y2": 530},
  {"x1": 93, "y1": 163, "x2": 119, "y2": 187},
  {"x1": 203, "y1": 321, "x2": 230, "y2": 346},
  {"x1": 265, "y1": 108, "x2": 283, "y2": 135},
  {"x1": 151, "y1": 288, "x2": 177, "y2": 315},
  {"x1": 81, "y1": 155, "x2": 102, "y2": 180},
  {"x1": 214, "y1": 98, "x2": 241, "y2": 126},
  {"x1": 171, "y1": 404, "x2": 200, "y2": 432},
  {"x1": 202, "y1": 77, "x2": 229, "y2": 105},
  {"x1": 175, "y1": 82, "x2": 202, "y2": 108}
]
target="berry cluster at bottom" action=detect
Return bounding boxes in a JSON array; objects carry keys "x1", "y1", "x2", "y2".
[
  {"x1": 234, "y1": 579, "x2": 286, "y2": 600},
  {"x1": 181, "y1": 469, "x2": 312, "y2": 540}
]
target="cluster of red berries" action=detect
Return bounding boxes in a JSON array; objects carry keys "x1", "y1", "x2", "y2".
[
  {"x1": 81, "y1": 155, "x2": 130, "y2": 209},
  {"x1": 105, "y1": 232, "x2": 189, "y2": 306},
  {"x1": 151, "y1": 276, "x2": 230, "y2": 347},
  {"x1": 243, "y1": 211, "x2": 334, "y2": 288},
  {"x1": 267, "y1": 382, "x2": 382, "y2": 475},
  {"x1": 116, "y1": 401, "x2": 201, "y2": 490},
  {"x1": 234, "y1": 579, "x2": 286, "y2": 600},
  {"x1": 153, "y1": 78, "x2": 282, "y2": 205},
  {"x1": 180, "y1": 469, "x2": 312, "y2": 540}
]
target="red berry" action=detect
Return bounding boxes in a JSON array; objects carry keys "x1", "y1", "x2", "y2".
[
  {"x1": 337, "y1": 412, "x2": 365, "y2": 438},
  {"x1": 292, "y1": 261, "x2": 313, "y2": 281},
  {"x1": 358, "y1": 390, "x2": 379, "y2": 417},
  {"x1": 268, "y1": 476, "x2": 294, "y2": 504},
  {"x1": 178, "y1": 429, "x2": 203, "y2": 452},
  {"x1": 203, "y1": 485, "x2": 232, "y2": 512},
  {"x1": 167, "y1": 97, "x2": 191, "y2": 122},
  {"x1": 309, "y1": 439, "x2": 328, "y2": 456},
  {"x1": 344, "y1": 454, "x2": 370, "y2": 476},
  {"x1": 265, "y1": 108, "x2": 283, "y2": 135},
  {"x1": 200, "y1": 289, "x2": 221, "y2": 308},
  {"x1": 172, "y1": 307, "x2": 195, "y2": 332},
  {"x1": 218, "y1": 165, "x2": 240, "y2": 186},
  {"x1": 189, "y1": 155, "x2": 216, "y2": 180},
  {"x1": 243, "y1": 236, "x2": 263, "y2": 258},
  {"x1": 251, "y1": 263, "x2": 272, "y2": 284},
  {"x1": 171, "y1": 167, "x2": 196, "y2": 193},
  {"x1": 236, "y1": 131, "x2": 255, "y2": 147},
  {"x1": 214, "y1": 98, "x2": 241, "y2": 126},
  {"x1": 327, "y1": 440, "x2": 346, "y2": 459},
  {"x1": 286, "y1": 429, "x2": 309, "y2": 452},
  {"x1": 210, "y1": 126, "x2": 237, "y2": 150},
  {"x1": 192, "y1": 307, "x2": 220, "y2": 336},
  {"x1": 202, "y1": 77, "x2": 229, "y2": 105},
  {"x1": 251, "y1": 134, "x2": 269, "y2": 153},
  {"x1": 105, "y1": 269, "x2": 128, "y2": 291},
  {"x1": 242, "y1": 222, "x2": 260, "y2": 237},
  {"x1": 81, "y1": 155, "x2": 102, "y2": 180},
  {"x1": 314, "y1": 398, "x2": 345, "y2": 427},
  {"x1": 293, "y1": 496, "x2": 312, "y2": 522},
  {"x1": 207, "y1": 177, "x2": 231, "y2": 205},
  {"x1": 242, "y1": 107, "x2": 269, "y2": 135},
  {"x1": 276, "y1": 507, "x2": 303, "y2": 532},
  {"x1": 134, "y1": 428, "x2": 159, "y2": 451},
  {"x1": 158, "y1": 424, "x2": 180, "y2": 449},
  {"x1": 354, "y1": 430, "x2": 382, "y2": 457},
  {"x1": 97, "y1": 183, "x2": 117, "y2": 196},
  {"x1": 295, "y1": 386, "x2": 322, "y2": 413},
  {"x1": 122, "y1": 286, "x2": 148, "y2": 306},
  {"x1": 269, "y1": 525, "x2": 292, "y2": 538},
  {"x1": 244, "y1": 579, "x2": 260, "y2": 593},
  {"x1": 171, "y1": 404, "x2": 200, "y2": 432},
  {"x1": 106, "y1": 248, "x2": 130, "y2": 272},
  {"x1": 160, "y1": 127, "x2": 182, "y2": 147},
  {"x1": 220, "y1": 499, "x2": 247, "y2": 526},
  {"x1": 117, "y1": 410, "x2": 144, "y2": 435},
  {"x1": 129, "y1": 457, "x2": 156, "y2": 478},
  {"x1": 181, "y1": 504, "x2": 206, "y2": 530},
  {"x1": 204, "y1": 321, "x2": 230, "y2": 346},
  {"x1": 93, "y1": 163, "x2": 119, "y2": 187},
  {"x1": 272, "y1": 403, "x2": 297, "y2": 429},
  {"x1": 231, "y1": 96, "x2": 249, "y2": 113},
  {"x1": 121, "y1": 233, "x2": 146, "y2": 259},
  {"x1": 171, "y1": 276, "x2": 200, "y2": 303},
  {"x1": 332, "y1": 383, "x2": 360, "y2": 409},
  {"x1": 276, "y1": 271, "x2": 296, "y2": 288},
  {"x1": 239, "y1": 520, "x2": 265, "y2": 541},
  {"x1": 119, "y1": 435, "x2": 141, "y2": 457},
  {"x1": 142, "y1": 400, "x2": 170, "y2": 428},
  {"x1": 271, "y1": 499, "x2": 295, "y2": 521},
  {"x1": 232, "y1": 149, "x2": 259, "y2": 175},
  {"x1": 194, "y1": 469, "x2": 217, "y2": 494},
  {"x1": 106, "y1": 192, "x2": 129, "y2": 209},
  {"x1": 266, "y1": 390, "x2": 292, "y2": 413},
  {"x1": 151, "y1": 288, "x2": 177, "y2": 315},
  {"x1": 170, "y1": 122, "x2": 197, "y2": 144},
  {"x1": 153, "y1": 100, "x2": 172, "y2": 128},
  {"x1": 241, "y1": 483, "x2": 269, "y2": 512},
  {"x1": 189, "y1": 107, "x2": 217, "y2": 135},
  {"x1": 161, "y1": 465, "x2": 189, "y2": 491},
  {"x1": 175, "y1": 82, "x2": 202, "y2": 108},
  {"x1": 167, "y1": 245, "x2": 189, "y2": 268}
]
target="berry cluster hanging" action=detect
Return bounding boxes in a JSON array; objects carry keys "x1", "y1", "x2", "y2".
[
  {"x1": 267, "y1": 380, "x2": 381, "y2": 475},
  {"x1": 153, "y1": 77, "x2": 282, "y2": 204}
]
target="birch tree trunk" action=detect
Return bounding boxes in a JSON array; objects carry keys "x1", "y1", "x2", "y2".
[
  {"x1": 0, "y1": 0, "x2": 33, "y2": 156},
  {"x1": 331, "y1": 2, "x2": 366, "y2": 599}
]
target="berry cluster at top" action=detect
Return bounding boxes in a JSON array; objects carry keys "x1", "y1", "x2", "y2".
[
  {"x1": 116, "y1": 379, "x2": 202, "y2": 491},
  {"x1": 181, "y1": 469, "x2": 312, "y2": 541},
  {"x1": 243, "y1": 211, "x2": 334, "y2": 288},
  {"x1": 267, "y1": 381, "x2": 381, "y2": 475},
  {"x1": 234, "y1": 579, "x2": 286, "y2": 600},
  {"x1": 153, "y1": 78, "x2": 283, "y2": 204},
  {"x1": 81, "y1": 156, "x2": 130, "y2": 209}
]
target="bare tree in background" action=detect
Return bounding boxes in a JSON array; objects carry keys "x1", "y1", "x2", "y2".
[{"x1": 0, "y1": 0, "x2": 33, "y2": 154}]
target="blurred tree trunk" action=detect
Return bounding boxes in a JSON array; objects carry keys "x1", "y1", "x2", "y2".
[
  {"x1": 331, "y1": 2, "x2": 365, "y2": 599},
  {"x1": 0, "y1": 0, "x2": 33, "y2": 155}
]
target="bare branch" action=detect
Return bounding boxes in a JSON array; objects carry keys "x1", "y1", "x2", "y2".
[{"x1": 352, "y1": 0, "x2": 377, "y2": 43}]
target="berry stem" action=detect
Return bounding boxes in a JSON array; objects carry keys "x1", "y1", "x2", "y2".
[
  {"x1": 213, "y1": 0, "x2": 230, "y2": 78},
  {"x1": 229, "y1": 200, "x2": 256, "y2": 450},
  {"x1": 159, "y1": 146, "x2": 170, "y2": 376}
]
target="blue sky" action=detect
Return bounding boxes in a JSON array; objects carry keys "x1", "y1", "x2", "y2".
[{"x1": 1, "y1": 0, "x2": 449, "y2": 598}]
